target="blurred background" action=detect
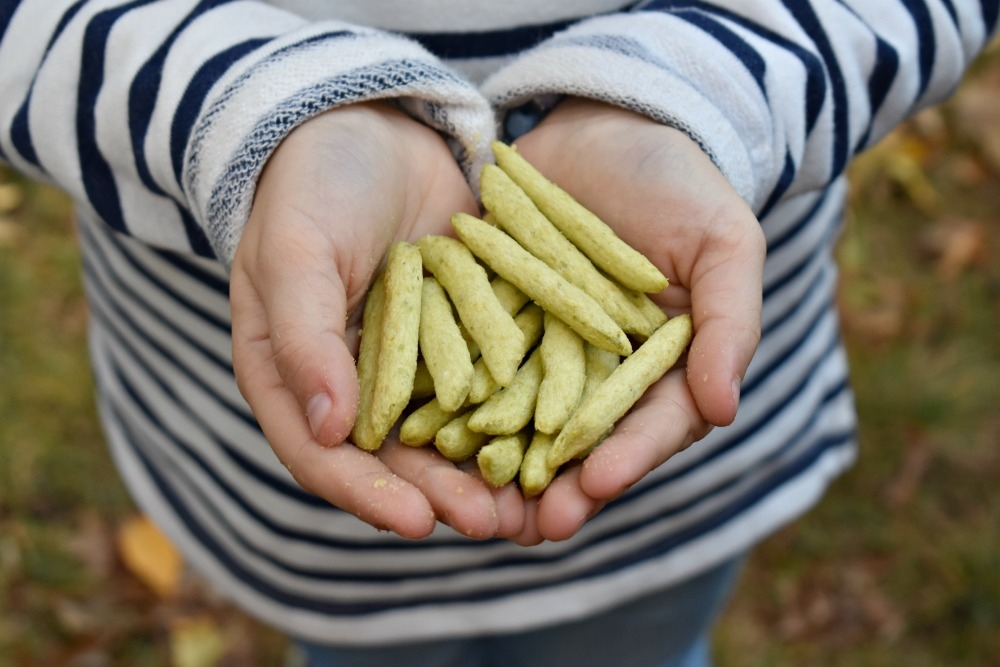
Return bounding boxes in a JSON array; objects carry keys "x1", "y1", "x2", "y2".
[{"x1": 2, "y1": 42, "x2": 998, "y2": 667}]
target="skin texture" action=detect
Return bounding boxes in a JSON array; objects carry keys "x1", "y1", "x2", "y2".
[{"x1": 229, "y1": 98, "x2": 765, "y2": 546}]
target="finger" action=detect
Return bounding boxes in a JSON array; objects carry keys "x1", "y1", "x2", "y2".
[
  {"x1": 456, "y1": 455, "x2": 528, "y2": 538},
  {"x1": 247, "y1": 233, "x2": 361, "y2": 447},
  {"x1": 509, "y1": 496, "x2": 545, "y2": 547},
  {"x1": 460, "y1": 465, "x2": 527, "y2": 539},
  {"x1": 376, "y1": 439, "x2": 501, "y2": 540},
  {"x1": 534, "y1": 465, "x2": 605, "y2": 542},
  {"x1": 684, "y1": 211, "x2": 765, "y2": 427},
  {"x1": 490, "y1": 481, "x2": 528, "y2": 539},
  {"x1": 231, "y1": 299, "x2": 436, "y2": 537},
  {"x1": 578, "y1": 368, "x2": 711, "y2": 501}
]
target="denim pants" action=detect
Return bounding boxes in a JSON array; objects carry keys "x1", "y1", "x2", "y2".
[{"x1": 292, "y1": 554, "x2": 745, "y2": 667}]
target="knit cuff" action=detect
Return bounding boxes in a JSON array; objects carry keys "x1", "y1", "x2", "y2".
[{"x1": 183, "y1": 26, "x2": 496, "y2": 267}]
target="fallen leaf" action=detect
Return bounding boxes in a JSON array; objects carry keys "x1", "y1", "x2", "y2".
[
  {"x1": 68, "y1": 511, "x2": 116, "y2": 579},
  {"x1": 839, "y1": 276, "x2": 909, "y2": 345},
  {"x1": 117, "y1": 515, "x2": 183, "y2": 599},
  {"x1": 883, "y1": 429, "x2": 934, "y2": 509},
  {"x1": 918, "y1": 218, "x2": 990, "y2": 281},
  {"x1": 884, "y1": 135, "x2": 940, "y2": 213},
  {"x1": 53, "y1": 596, "x2": 96, "y2": 636},
  {"x1": 0, "y1": 182, "x2": 24, "y2": 213}
]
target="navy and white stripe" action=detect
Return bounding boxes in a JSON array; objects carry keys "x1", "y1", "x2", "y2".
[{"x1": 3, "y1": 0, "x2": 997, "y2": 646}]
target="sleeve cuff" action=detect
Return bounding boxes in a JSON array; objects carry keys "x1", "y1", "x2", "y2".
[
  {"x1": 480, "y1": 12, "x2": 782, "y2": 213},
  {"x1": 183, "y1": 27, "x2": 496, "y2": 267}
]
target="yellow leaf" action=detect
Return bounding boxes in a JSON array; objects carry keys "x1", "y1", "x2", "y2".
[
  {"x1": 170, "y1": 615, "x2": 228, "y2": 667},
  {"x1": 883, "y1": 136, "x2": 940, "y2": 213},
  {"x1": 0, "y1": 182, "x2": 24, "y2": 213},
  {"x1": 117, "y1": 514, "x2": 183, "y2": 598}
]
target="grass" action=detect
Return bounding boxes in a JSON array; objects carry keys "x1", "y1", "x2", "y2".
[{"x1": 2, "y1": 46, "x2": 999, "y2": 666}]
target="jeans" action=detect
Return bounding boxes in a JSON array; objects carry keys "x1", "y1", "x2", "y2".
[{"x1": 292, "y1": 553, "x2": 745, "y2": 667}]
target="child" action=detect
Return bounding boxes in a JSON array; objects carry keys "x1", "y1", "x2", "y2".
[{"x1": 2, "y1": 1, "x2": 996, "y2": 665}]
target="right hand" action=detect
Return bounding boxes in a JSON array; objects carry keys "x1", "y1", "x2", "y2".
[
  {"x1": 230, "y1": 102, "x2": 526, "y2": 541},
  {"x1": 502, "y1": 98, "x2": 766, "y2": 545}
]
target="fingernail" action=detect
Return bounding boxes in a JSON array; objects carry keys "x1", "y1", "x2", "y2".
[
  {"x1": 731, "y1": 378, "x2": 742, "y2": 409},
  {"x1": 307, "y1": 393, "x2": 332, "y2": 439}
]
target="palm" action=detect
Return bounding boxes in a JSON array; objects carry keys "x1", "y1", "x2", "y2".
[
  {"x1": 230, "y1": 103, "x2": 524, "y2": 540},
  {"x1": 508, "y1": 99, "x2": 766, "y2": 542}
]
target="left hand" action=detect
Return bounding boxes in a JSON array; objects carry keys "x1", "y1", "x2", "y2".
[{"x1": 503, "y1": 98, "x2": 766, "y2": 545}]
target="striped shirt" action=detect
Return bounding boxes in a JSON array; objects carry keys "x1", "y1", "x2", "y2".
[{"x1": 2, "y1": 0, "x2": 996, "y2": 645}]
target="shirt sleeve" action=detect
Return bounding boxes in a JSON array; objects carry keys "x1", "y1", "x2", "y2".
[
  {"x1": 481, "y1": 1, "x2": 1000, "y2": 216},
  {"x1": 0, "y1": 1, "x2": 496, "y2": 266}
]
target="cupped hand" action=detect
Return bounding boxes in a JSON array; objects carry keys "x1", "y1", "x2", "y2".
[
  {"x1": 230, "y1": 102, "x2": 524, "y2": 541},
  {"x1": 506, "y1": 98, "x2": 766, "y2": 545}
]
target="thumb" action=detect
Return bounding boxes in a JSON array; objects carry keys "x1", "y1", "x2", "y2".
[
  {"x1": 683, "y1": 212, "x2": 765, "y2": 427},
  {"x1": 231, "y1": 239, "x2": 360, "y2": 448}
]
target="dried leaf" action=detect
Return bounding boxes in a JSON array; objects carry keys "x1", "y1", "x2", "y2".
[
  {"x1": 68, "y1": 511, "x2": 116, "y2": 579},
  {"x1": 839, "y1": 276, "x2": 908, "y2": 345},
  {"x1": 883, "y1": 429, "x2": 934, "y2": 509},
  {"x1": 117, "y1": 515, "x2": 183, "y2": 599},
  {"x1": 0, "y1": 182, "x2": 24, "y2": 213},
  {"x1": 53, "y1": 596, "x2": 96, "y2": 636},
  {"x1": 918, "y1": 218, "x2": 989, "y2": 281},
  {"x1": 884, "y1": 135, "x2": 940, "y2": 213}
]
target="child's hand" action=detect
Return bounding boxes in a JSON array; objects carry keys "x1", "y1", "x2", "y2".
[
  {"x1": 230, "y1": 102, "x2": 525, "y2": 541},
  {"x1": 505, "y1": 98, "x2": 766, "y2": 545}
]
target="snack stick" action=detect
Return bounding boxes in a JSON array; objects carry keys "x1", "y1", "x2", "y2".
[
  {"x1": 547, "y1": 314, "x2": 693, "y2": 468},
  {"x1": 417, "y1": 235, "x2": 525, "y2": 387},
  {"x1": 462, "y1": 328, "x2": 480, "y2": 361},
  {"x1": 477, "y1": 431, "x2": 529, "y2": 487},
  {"x1": 467, "y1": 358, "x2": 497, "y2": 406},
  {"x1": 451, "y1": 213, "x2": 632, "y2": 357},
  {"x1": 364, "y1": 242, "x2": 424, "y2": 451},
  {"x1": 461, "y1": 277, "x2": 529, "y2": 367},
  {"x1": 467, "y1": 347, "x2": 543, "y2": 435},
  {"x1": 419, "y1": 277, "x2": 474, "y2": 412},
  {"x1": 492, "y1": 141, "x2": 668, "y2": 294},
  {"x1": 410, "y1": 359, "x2": 436, "y2": 400},
  {"x1": 574, "y1": 343, "x2": 622, "y2": 459},
  {"x1": 350, "y1": 274, "x2": 386, "y2": 451},
  {"x1": 535, "y1": 312, "x2": 586, "y2": 434},
  {"x1": 520, "y1": 431, "x2": 558, "y2": 497},
  {"x1": 583, "y1": 343, "x2": 622, "y2": 399},
  {"x1": 434, "y1": 412, "x2": 492, "y2": 462},
  {"x1": 615, "y1": 280, "x2": 669, "y2": 337},
  {"x1": 481, "y1": 164, "x2": 651, "y2": 336},
  {"x1": 491, "y1": 276, "x2": 531, "y2": 316},
  {"x1": 468, "y1": 303, "x2": 544, "y2": 404},
  {"x1": 400, "y1": 397, "x2": 465, "y2": 447}
]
